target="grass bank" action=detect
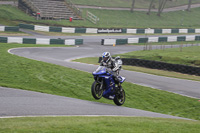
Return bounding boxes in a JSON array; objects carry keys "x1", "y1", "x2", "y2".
[
  {"x1": 0, "y1": 5, "x2": 200, "y2": 28},
  {"x1": 0, "y1": 43, "x2": 200, "y2": 120},
  {"x1": 115, "y1": 46, "x2": 200, "y2": 67},
  {"x1": 0, "y1": 117, "x2": 200, "y2": 133},
  {"x1": 85, "y1": 8, "x2": 200, "y2": 28}
]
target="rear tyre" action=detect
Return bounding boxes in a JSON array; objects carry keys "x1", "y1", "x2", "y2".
[
  {"x1": 114, "y1": 88, "x2": 125, "y2": 106},
  {"x1": 91, "y1": 81, "x2": 103, "y2": 100}
]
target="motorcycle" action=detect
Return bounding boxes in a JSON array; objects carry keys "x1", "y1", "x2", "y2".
[{"x1": 91, "y1": 66, "x2": 126, "y2": 106}]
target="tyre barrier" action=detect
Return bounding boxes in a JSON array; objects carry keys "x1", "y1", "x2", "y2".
[
  {"x1": 0, "y1": 26, "x2": 19, "y2": 32},
  {"x1": 98, "y1": 57, "x2": 200, "y2": 76},
  {"x1": 19, "y1": 24, "x2": 98, "y2": 34},
  {"x1": 0, "y1": 37, "x2": 83, "y2": 45},
  {"x1": 19, "y1": 24, "x2": 200, "y2": 34},
  {"x1": 102, "y1": 35, "x2": 200, "y2": 45}
]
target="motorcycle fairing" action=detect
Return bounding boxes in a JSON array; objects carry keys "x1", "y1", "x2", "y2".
[{"x1": 92, "y1": 66, "x2": 125, "y2": 100}]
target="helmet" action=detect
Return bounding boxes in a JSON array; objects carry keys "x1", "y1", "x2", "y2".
[{"x1": 102, "y1": 52, "x2": 111, "y2": 63}]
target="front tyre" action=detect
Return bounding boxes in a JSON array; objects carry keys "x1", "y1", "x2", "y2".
[
  {"x1": 114, "y1": 88, "x2": 125, "y2": 106},
  {"x1": 91, "y1": 81, "x2": 103, "y2": 100}
]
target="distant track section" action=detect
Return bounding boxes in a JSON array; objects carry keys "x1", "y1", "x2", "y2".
[{"x1": 0, "y1": 36, "x2": 83, "y2": 45}]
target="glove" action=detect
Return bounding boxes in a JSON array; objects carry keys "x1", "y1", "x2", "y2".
[{"x1": 106, "y1": 69, "x2": 112, "y2": 74}]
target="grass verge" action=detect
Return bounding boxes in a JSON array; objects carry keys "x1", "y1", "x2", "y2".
[
  {"x1": 115, "y1": 46, "x2": 200, "y2": 67},
  {"x1": 0, "y1": 116, "x2": 200, "y2": 133},
  {"x1": 0, "y1": 31, "x2": 29, "y2": 36},
  {"x1": 0, "y1": 43, "x2": 200, "y2": 120}
]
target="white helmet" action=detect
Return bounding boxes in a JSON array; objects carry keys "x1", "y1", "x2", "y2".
[{"x1": 102, "y1": 52, "x2": 111, "y2": 63}]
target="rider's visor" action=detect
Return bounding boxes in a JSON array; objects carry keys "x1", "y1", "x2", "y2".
[{"x1": 103, "y1": 57, "x2": 109, "y2": 62}]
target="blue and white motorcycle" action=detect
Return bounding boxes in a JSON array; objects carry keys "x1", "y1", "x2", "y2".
[{"x1": 91, "y1": 66, "x2": 126, "y2": 106}]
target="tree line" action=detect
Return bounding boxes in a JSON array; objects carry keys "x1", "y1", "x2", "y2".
[{"x1": 130, "y1": 0, "x2": 193, "y2": 16}]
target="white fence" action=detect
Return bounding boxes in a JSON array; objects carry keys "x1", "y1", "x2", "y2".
[{"x1": 86, "y1": 11, "x2": 99, "y2": 24}]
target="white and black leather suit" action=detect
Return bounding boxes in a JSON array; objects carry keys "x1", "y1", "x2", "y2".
[{"x1": 100, "y1": 57, "x2": 122, "y2": 84}]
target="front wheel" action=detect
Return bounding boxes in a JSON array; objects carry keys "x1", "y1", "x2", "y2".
[
  {"x1": 91, "y1": 81, "x2": 104, "y2": 100},
  {"x1": 114, "y1": 88, "x2": 125, "y2": 106}
]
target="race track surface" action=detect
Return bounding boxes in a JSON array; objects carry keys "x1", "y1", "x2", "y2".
[{"x1": 0, "y1": 87, "x2": 191, "y2": 120}]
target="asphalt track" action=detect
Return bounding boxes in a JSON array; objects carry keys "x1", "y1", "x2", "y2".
[
  {"x1": 1, "y1": 34, "x2": 200, "y2": 119},
  {"x1": 0, "y1": 87, "x2": 190, "y2": 119},
  {"x1": 76, "y1": 4, "x2": 200, "y2": 12}
]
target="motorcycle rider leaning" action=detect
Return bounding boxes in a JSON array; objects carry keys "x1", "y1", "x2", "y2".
[{"x1": 100, "y1": 52, "x2": 123, "y2": 89}]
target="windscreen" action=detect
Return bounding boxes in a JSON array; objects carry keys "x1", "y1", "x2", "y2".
[{"x1": 94, "y1": 66, "x2": 106, "y2": 73}]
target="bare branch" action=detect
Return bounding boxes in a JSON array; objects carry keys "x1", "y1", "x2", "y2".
[
  {"x1": 187, "y1": 0, "x2": 192, "y2": 11},
  {"x1": 147, "y1": 0, "x2": 155, "y2": 15},
  {"x1": 130, "y1": 0, "x2": 136, "y2": 13}
]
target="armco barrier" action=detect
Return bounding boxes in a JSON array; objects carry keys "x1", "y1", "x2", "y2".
[
  {"x1": 0, "y1": 37, "x2": 83, "y2": 45},
  {"x1": 122, "y1": 58, "x2": 200, "y2": 76},
  {"x1": 116, "y1": 39, "x2": 128, "y2": 45},
  {"x1": 19, "y1": 24, "x2": 200, "y2": 34},
  {"x1": 102, "y1": 35, "x2": 200, "y2": 45},
  {"x1": 98, "y1": 57, "x2": 200, "y2": 76},
  {"x1": 0, "y1": 26, "x2": 19, "y2": 32}
]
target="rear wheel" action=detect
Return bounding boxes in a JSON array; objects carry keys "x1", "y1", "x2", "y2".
[
  {"x1": 91, "y1": 81, "x2": 103, "y2": 100},
  {"x1": 114, "y1": 88, "x2": 125, "y2": 106}
]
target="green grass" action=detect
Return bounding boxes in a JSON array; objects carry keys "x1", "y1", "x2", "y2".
[
  {"x1": 73, "y1": 0, "x2": 200, "y2": 8},
  {"x1": 0, "y1": 5, "x2": 36, "y2": 26},
  {"x1": 1, "y1": 5, "x2": 200, "y2": 28},
  {"x1": 0, "y1": 117, "x2": 200, "y2": 133},
  {"x1": 84, "y1": 8, "x2": 200, "y2": 28},
  {"x1": 115, "y1": 46, "x2": 200, "y2": 67},
  {"x1": 0, "y1": 43, "x2": 200, "y2": 120}
]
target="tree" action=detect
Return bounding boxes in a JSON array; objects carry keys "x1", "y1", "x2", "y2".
[
  {"x1": 157, "y1": 0, "x2": 168, "y2": 16},
  {"x1": 130, "y1": 0, "x2": 136, "y2": 13},
  {"x1": 187, "y1": 0, "x2": 192, "y2": 11},
  {"x1": 147, "y1": 0, "x2": 155, "y2": 15}
]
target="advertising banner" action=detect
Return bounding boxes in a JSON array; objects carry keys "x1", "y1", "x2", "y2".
[{"x1": 98, "y1": 29, "x2": 122, "y2": 33}]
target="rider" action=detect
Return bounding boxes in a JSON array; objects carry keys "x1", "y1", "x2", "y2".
[{"x1": 100, "y1": 52, "x2": 123, "y2": 88}]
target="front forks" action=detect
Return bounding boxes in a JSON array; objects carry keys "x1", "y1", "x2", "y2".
[{"x1": 96, "y1": 77, "x2": 104, "y2": 91}]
